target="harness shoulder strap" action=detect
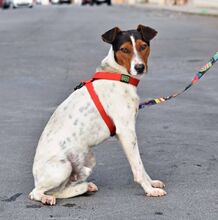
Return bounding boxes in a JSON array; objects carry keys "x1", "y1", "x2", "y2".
[{"x1": 85, "y1": 82, "x2": 116, "y2": 136}]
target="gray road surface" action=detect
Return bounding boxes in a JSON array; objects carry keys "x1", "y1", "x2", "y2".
[{"x1": 0, "y1": 5, "x2": 218, "y2": 220}]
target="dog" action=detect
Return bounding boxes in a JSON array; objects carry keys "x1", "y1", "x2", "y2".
[{"x1": 29, "y1": 24, "x2": 166, "y2": 205}]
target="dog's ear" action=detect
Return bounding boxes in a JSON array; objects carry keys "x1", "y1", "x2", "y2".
[
  {"x1": 101, "y1": 27, "x2": 121, "y2": 44},
  {"x1": 137, "y1": 24, "x2": 158, "y2": 42}
]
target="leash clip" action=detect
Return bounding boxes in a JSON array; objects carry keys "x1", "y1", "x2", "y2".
[{"x1": 74, "y1": 82, "x2": 85, "y2": 91}]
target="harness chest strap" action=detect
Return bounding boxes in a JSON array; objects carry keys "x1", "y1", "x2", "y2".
[{"x1": 81, "y1": 72, "x2": 140, "y2": 136}]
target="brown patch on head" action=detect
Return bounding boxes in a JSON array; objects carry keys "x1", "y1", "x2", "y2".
[
  {"x1": 114, "y1": 41, "x2": 133, "y2": 73},
  {"x1": 102, "y1": 25, "x2": 158, "y2": 74},
  {"x1": 135, "y1": 39, "x2": 150, "y2": 70}
]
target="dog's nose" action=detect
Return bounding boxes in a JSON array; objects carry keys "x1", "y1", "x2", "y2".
[{"x1": 134, "y1": 64, "x2": 145, "y2": 74}]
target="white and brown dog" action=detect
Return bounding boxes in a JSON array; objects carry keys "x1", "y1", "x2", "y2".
[{"x1": 29, "y1": 25, "x2": 166, "y2": 205}]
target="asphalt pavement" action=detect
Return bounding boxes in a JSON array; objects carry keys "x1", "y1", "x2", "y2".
[{"x1": 0, "y1": 4, "x2": 218, "y2": 220}]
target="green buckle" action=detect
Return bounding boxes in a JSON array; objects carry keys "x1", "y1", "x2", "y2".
[{"x1": 121, "y1": 74, "x2": 130, "y2": 83}]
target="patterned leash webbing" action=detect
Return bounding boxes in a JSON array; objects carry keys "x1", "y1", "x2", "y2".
[{"x1": 139, "y1": 52, "x2": 218, "y2": 109}]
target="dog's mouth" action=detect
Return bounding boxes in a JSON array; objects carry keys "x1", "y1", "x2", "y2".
[{"x1": 136, "y1": 69, "x2": 147, "y2": 75}]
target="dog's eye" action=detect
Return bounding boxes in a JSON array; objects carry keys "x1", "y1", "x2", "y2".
[
  {"x1": 120, "y1": 47, "x2": 130, "y2": 54},
  {"x1": 141, "y1": 44, "x2": 148, "y2": 51}
]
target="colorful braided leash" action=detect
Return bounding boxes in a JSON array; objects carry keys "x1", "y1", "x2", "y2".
[{"x1": 139, "y1": 52, "x2": 218, "y2": 109}]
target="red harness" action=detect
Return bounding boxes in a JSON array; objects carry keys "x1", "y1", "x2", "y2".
[{"x1": 74, "y1": 72, "x2": 140, "y2": 136}]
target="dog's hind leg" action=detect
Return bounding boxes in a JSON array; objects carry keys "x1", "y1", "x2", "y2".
[
  {"x1": 52, "y1": 157, "x2": 98, "y2": 199},
  {"x1": 52, "y1": 182, "x2": 88, "y2": 199},
  {"x1": 52, "y1": 150, "x2": 98, "y2": 199},
  {"x1": 52, "y1": 181, "x2": 97, "y2": 199},
  {"x1": 29, "y1": 161, "x2": 72, "y2": 205}
]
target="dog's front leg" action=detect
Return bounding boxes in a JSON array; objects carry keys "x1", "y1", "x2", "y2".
[{"x1": 117, "y1": 129, "x2": 166, "y2": 197}]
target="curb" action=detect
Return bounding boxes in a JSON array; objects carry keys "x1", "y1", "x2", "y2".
[{"x1": 134, "y1": 3, "x2": 218, "y2": 17}]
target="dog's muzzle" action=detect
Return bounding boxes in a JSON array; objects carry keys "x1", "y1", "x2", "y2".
[{"x1": 134, "y1": 64, "x2": 145, "y2": 74}]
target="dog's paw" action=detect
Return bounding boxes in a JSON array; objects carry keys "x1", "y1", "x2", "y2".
[
  {"x1": 29, "y1": 192, "x2": 34, "y2": 200},
  {"x1": 41, "y1": 195, "x2": 56, "y2": 206},
  {"x1": 88, "y1": 182, "x2": 98, "y2": 192},
  {"x1": 146, "y1": 188, "x2": 167, "y2": 197},
  {"x1": 151, "y1": 180, "x2": 165, "y2": 189}
]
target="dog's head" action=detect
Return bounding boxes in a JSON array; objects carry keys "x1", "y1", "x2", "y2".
[{"x1": 102, "y1": 25, "x2": 157, "y2": 76}]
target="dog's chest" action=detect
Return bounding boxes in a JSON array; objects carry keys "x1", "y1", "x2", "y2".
[
  {"x1": 93, "y1": 80, "x2": 139, "y2": 120},
  {"x1": 38, "y1": 80, "x2": 139, "y2": 153}
]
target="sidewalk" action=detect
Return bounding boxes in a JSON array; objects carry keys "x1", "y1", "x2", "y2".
[{"x1": 135, "y1": 2, "x2": 218, "y2": 16}]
